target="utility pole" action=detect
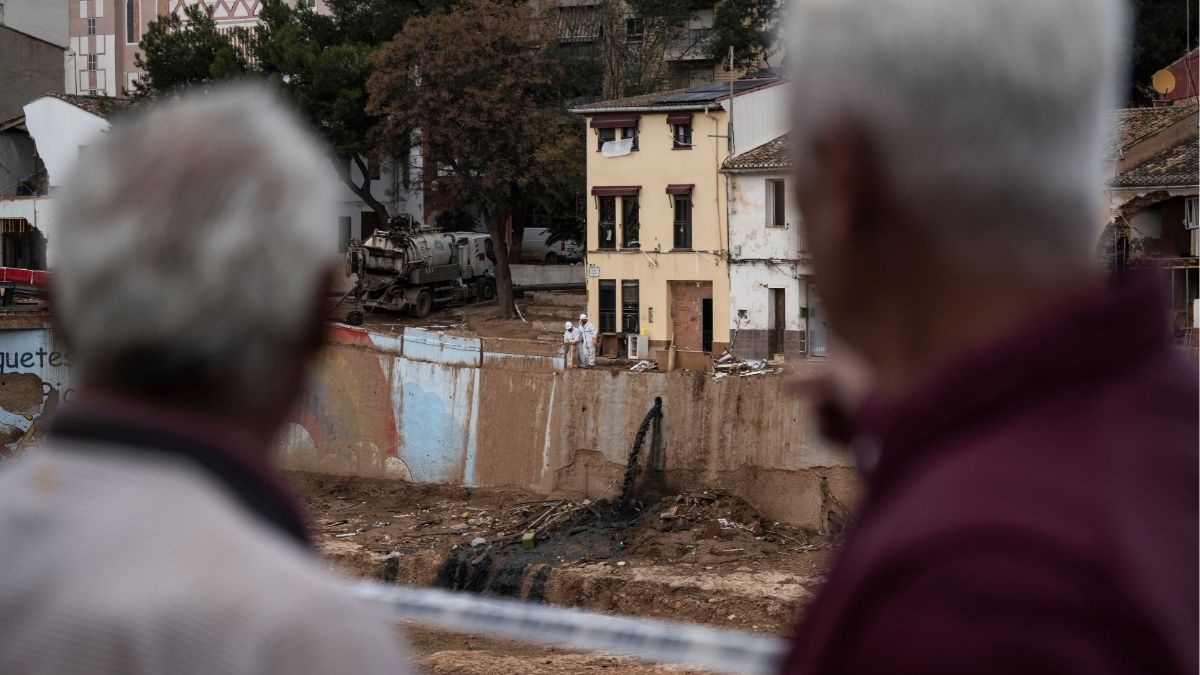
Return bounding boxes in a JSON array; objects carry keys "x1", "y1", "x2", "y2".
[{"x1": 727, "y1": 46, "x2": 735, "y2": 157}]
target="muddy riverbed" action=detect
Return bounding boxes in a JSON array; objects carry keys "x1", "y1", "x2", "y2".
[{"x1": 287, "y1": 472, "x2": 838, "y2": 673}]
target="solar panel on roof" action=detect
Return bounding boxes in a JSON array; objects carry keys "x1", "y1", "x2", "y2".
[
  {"x1": 655, "y1": 91, "x2": 722, "y2": 104},
  {"x1": 651, "y1": 75, "x2": 781, "y2": 105}
]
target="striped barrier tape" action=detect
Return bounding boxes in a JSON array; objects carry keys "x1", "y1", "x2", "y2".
[{"x1": 347, "y1": 582, "x2": 790, "y2": 674}]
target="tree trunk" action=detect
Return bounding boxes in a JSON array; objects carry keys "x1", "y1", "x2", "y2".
[
  {"x1": 351, "y1": 155, "x2": 393, "y2": 229},
  {"x1": 485, "y1": 207, "x2": 516, "y2": 320},
  {"x1": 508, "y1": 190, "x2": 527, "y2": 263},
  {"x1": 333, "y1": 155, "x2": 391, "y2": 234}
]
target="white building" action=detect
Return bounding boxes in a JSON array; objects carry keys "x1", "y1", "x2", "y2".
[
  {"x1": 334, "y1": 145, "x2": 425, "y2": 252},
  {"x1": 721, "y1": 133, "x2": 824, "y2": 359},
  {"x1": 0, "y1": 92, "x2": 421, "y2": 273},
  {"x1": 0, "y1": 94, "x2": 113, "y2": 268}
]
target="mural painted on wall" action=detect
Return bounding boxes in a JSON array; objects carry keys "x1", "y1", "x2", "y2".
[
  {"x1": 0, "y1": 328, "x2": 73, "y2": 459},
  {"x1": 280, "y1": 325, "x2": 406, "y2": 478},
  {"x1": 278, "y1": 325, "x2": 557, "y2": 487}
]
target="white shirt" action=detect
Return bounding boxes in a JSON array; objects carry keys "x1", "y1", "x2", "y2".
[{"x1": 0, "y1": 444, "x2": 412, "y2": 674}]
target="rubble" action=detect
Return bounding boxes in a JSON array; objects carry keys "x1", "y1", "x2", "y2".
[
  {"x1": 711, "y1": 351, "x2": 782, "y2": 379},
  {"x1": 301, "y1": 472, "x2": 831, "y2": 578},
  {"x1": 629, "y1": 360, "x2": 657, "y2": 373}
]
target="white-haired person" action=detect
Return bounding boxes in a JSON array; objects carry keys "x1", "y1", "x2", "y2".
[
  {"x1": 0, "y1": 88, "x2": 412, "y2": 674},
  {"x1": 783, "y1": 0, "x2": 1197, "y2": 673}
]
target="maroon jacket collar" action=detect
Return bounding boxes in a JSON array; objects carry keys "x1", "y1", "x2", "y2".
[
  {"x1": 47, "y1": 396, "x2": 311, "y2": 548},
  {"x1": 852, "y1": 270, "x2": 1173, "y2": 492}
]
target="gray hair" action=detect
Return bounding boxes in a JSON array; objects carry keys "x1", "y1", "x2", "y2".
[
  {"x1": 53, "y1": 86, "x2": 338, "y2": 410},
  {"x1": 789, "y1": 0, "x2": 1127, "y2": 274}
]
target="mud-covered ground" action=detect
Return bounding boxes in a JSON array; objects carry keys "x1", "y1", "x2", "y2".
[
  {"x1": 287, "y1": 472, "x2": 837, "y2": 674},
  {"x1": 327, "y1": 291, "x2": 583, "y2": 342}
]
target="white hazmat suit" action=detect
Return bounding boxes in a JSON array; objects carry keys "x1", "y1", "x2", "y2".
[
  {"x1": 563, "y1": 321, "x2": 578, "y2": 367},
  {"x1": 577, "y1": 313, "x2": 597, "y2": 367}
]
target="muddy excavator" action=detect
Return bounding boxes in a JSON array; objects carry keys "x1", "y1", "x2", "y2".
[{"x1": 344, "y1": 217, "x2": 496, "y2": 325}]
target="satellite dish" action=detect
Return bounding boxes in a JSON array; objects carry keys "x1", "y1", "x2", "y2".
[{"x1": 1152, "y1": 69, "x2": 1177, "y2": 95}]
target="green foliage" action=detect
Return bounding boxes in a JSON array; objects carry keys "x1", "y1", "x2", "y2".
[
  {"x1": 135, "y1": 0, "x2": 438, "y2": 221},
  {"x1": 323, "y1": 0, "x2": 434, "y2": 44},
  {"x1": 708, "y1": 0, "x2": 779, "y2": 68},
  {"x1": 1128, "y1": 0, "x2": 1199, "y2": 103},
  {"x1": 132, "y1": 5, "x2": 247, "y2": 97},
  {"x1": 135, "y1": 0, "x2": 590, "y2": 252},
  {"x1": 251, "y1": 1, "x2": 381, "y2": 157}
]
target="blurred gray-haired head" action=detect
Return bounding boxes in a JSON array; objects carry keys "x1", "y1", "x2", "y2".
[
  {"x1": 53, "y1": 85, "x2": 338, "y2": 412},
  {"x1": 789, "y1": 0, "x2": 1128, "y2": 274}
]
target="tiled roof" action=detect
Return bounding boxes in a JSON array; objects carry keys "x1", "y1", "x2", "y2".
[
  {"x1": 44, "y1": 92, "x2": 131, "y2": 118},
  {"x1": 1110, "y1": 137, "x2": 1199, "y2": 188},
  {"x1": 1107, "y1": 105, "x2": 1195, "y2": 158},
  {"x1": 722, "y1": 133, "x2": 790, "y2": 171}
]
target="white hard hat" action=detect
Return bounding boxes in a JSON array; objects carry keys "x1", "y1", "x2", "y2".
[
  {"x1": 565, "y1": 321, "x2": 573, "y2": 329},
  {"x1": 579, "y1": 313, "x2": 588, "y2": 321}
]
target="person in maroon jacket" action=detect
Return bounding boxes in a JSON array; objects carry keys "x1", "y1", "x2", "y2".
[{"x1": 783, "y1": 0, "x2": 1199, "y2": 673}]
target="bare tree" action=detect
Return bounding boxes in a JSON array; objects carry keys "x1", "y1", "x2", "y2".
[{"x1": 539, "y1": 0, "x2": 714, "y2": 99}]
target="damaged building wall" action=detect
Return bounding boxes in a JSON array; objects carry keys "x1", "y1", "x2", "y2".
[
  {"x1": 0, "y1": 197, "x2": 52, "y2": 269},
  {"x1": 23, "y1": 97, "x2": 110, "y2": 190},
  {"x1": 0, "y1": 319, "x2": 72, "y2": 456},
  {"x1": 279, "y1": 324, "x2": 857, "y2": 528},
  {"x1": 726, "y1": 170, "x2": 813, "y2": 360}
]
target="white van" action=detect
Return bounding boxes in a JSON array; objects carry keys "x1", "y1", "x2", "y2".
[{"x1": 520, "y1": 228, "x2": 583, "y2": 263}]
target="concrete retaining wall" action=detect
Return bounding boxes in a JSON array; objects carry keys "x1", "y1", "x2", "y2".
[
  {"x1": 510, "y1": 263, "x2": 585, "y2": 289},
  {"x1": 0, "y1": 319, "x2": 857, "y2": 527},
  {"x1": 281, "y1": 324, "x2": 858, "y2": 528}
]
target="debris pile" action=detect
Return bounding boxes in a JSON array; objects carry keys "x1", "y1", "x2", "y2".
[
  {"x1": 629, "y1": 360, "x2": 657, "y2": 372},
  {"x1": 430, "y1": 484, "x2": 831, "y2": 600},
  {"x1": 712, "y1": 352, "x2": 781, "y2": 380},
  {"x1": 296, "y1": 473, "x2": 837, "y2": 644},
  {"x1": 435, "y1": 497, "x2": 641, "y2": 597}
]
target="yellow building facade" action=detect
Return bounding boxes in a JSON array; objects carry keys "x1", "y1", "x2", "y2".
[{"x1": 573, "y1": 96, "x2": 733, "y2": 354}]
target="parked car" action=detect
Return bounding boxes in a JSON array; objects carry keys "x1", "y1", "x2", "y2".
[{"x1": 520, "y1": 228, "x2": 583, "y2": 263}]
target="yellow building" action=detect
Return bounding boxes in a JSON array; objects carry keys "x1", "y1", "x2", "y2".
[{"x1": 570, "y1": 74, "x2": 786, "y2": 356}]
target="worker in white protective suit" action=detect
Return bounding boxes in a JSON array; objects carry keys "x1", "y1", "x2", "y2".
[
  {"x1": 563, "y1": 321, "x2": 578, "y2": 367},
  {"x1": 577, "y1": 313, "x2": 597, "y2": 368}
]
